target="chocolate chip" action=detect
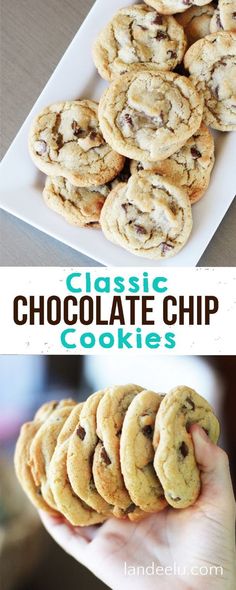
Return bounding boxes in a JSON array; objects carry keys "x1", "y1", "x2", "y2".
[
  {"x1": 57, "y1": 133, "x2": 63, "y2": 150},
  {"x1": 72, "y1": 120, "x2": 83, "y2": 137},
  {"x1": 134, "y1": 224, "x2": 147, "y2": 235},
  {"x1": 125, "y1": 503, "x2": 136, "y2": 514},
  {"x1": 35, "y1": 140, "x2": 47, "y2": 156},
  {"x1": 52, "y1": 402, "x2": 59, "y2": 410},
  {"x1": 156, "y1": 31, "x2": 168, "y2": 41},
  {"x1": 186, "y1": 421, "x2": 191, "y2": 433},
  {"x1": 180, "y1": 441, "x2": 189, "y2": 458},
  {"x1": 77, "y1": 425, "x2": 86, "y2": 440},
  {"x1": 89, "y1": 131, "x2": 98, "y2": 140},
  {"x1": 137, "y1": 162, "x2": 144, "y2": 171},
  {"x1": 161, "y1": 242, "x2": 174, "y2": 255},
  {"x1": 152, "y1": 13, "x2": 163, "y2": 25},
  {"x1": 142, "y1": 425, "x2": 153, "y2": 439},
  {"x1": 191, "y1": 147, "x2": 201, "y2": 159},
  {"x1": 101, "y1": 446, "x2": 111, "y2": 465},
  {"x1": 216, "y1": 12, "x2": 223, "y2": 29},
  {"x1": 124, "y1": 113, "x2": 133, "y2": 126},
  {"x1": 214, "y1": 85, "x2": 219, "y2": 100},
  {"x1": 232, "y1": 12, "x2": 236, "y2": 19},
  {"x1": 167, "y1": 50, "x2": 177, "y2": 60},
  {"x1": 186, "y1": 397, "x2": 195, "y2": 410}
]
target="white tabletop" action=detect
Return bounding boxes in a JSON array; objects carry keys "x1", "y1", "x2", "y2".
[{"x1": 1, "y1": 0, "x2": 235, "y2": 266}]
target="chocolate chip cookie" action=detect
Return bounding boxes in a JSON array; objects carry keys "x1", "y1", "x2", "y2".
[
  {"x1": 93, "y1": 4, "x2": 187, "y2": 82},
  {"x1": 184, "y1": 31, "x2": 236, "y2": 130},
  {"x1": 153, "y1": 385, "x2": 220, "y2": 508},
  {"x1": 130, "y1": 124, "x2": 215, "y2": 204},
  {"x1": 28, "y1": 100, "x2": 125, "y2": 186},
  {"x1": 43, "y1": 176, "x2": 108, "y2": 228},
  {"x1": 100, "y1": 172, "x2": 193, "y2": 259},
  {"x1": 176, "y1": 4, "x2": 215, "y2": 46},
  {"x1": 145, "y1": 0, "x2": 213, "y2": 15},
  {"x1": 29, "y1": 402, "x2": 76, "y2": 511},
  {"x1": 49, "y1": 403, "x2": 107, "y2": 526},
  {"x1": 67, "y1": 391, "x2": 112, "y2": 515},
  {"x1": 14, "y1": 400, "x2": 72, "y2": 515},
  {"x1": 120, "y1": 390, "x2": 167, "y2": 513},
  {"x1": 98, "y1": 70, "x2": 203, "y2": 162},
  {"x1": 92, "y1": 384, "x2": 146, "y2": 520}
]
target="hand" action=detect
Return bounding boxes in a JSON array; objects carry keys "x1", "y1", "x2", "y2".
[{"x1": 40, "y1": 426, "x2": 236, "y2": 590}]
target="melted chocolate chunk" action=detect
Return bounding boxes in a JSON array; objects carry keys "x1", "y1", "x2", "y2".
[
  {"x1": 191, "y1": 146, "x2": 201, "y2": 159},
  {"x1": 161, "y1": 242, "x2": 174, "y2": 255},
  {"x1": 233, "y1": 12, "x2": 236, "y2": 19},
  {"x1": 72, "y1": 120, "x2": 83, "y2": 137},
  {"x1": 101, "y1": 446, "x2": 111, "y2": 465},
  {"x1": 137, "y1": 162, "x2": 144, "y2": 171},
  {"x1": 57, "y1": 133, "x2": 63, "y2": 150},
  {"x1": 167, "y1": 50, "x2": 177, "y2": 60},
  {"x1": 142, "y1": 425, "x2": 153, "y2": 439},
  {"x1": 134, "y1": 224, "x2": 147, "y2": 235},
  {"x1": 179, "y1": 441, "x2": 189, "y2": 458},
  {"x1": 77, "y1": 425, "x2": 86, "y2": 440},
  {"x1": 152, "y1": 14, "x2": 163, "y2": 25},
  {"x1": 124, "y1": 113, "x2": 133, "y2": 126},
  {"x1": 156, "y1": 31, "x2": 168, "y2": 41}
]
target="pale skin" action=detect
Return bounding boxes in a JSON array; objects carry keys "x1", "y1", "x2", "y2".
[{"x1": 40, "y1": 425, "x2": 236, "y2": 590}]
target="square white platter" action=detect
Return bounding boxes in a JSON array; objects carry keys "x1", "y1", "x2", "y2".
[{"x1": 0, "y1": 0, "x2": 235, "y2": 267}]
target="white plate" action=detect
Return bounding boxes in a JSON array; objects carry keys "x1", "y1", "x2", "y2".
[{"x1": 0, "y1": 0, "x2": 235, "y2": 267}]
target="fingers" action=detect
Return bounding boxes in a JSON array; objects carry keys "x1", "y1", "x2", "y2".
[
  {"x1": 38, "y1": 510, "x2": 97, "y2": 562},
  {"x1": 190, "y1": 424, "x2": 235, "y2": 510}
]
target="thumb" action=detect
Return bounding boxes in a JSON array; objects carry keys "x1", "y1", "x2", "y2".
[{"x1": 190, "y1": 424, "x2": 235, "y2": 509}]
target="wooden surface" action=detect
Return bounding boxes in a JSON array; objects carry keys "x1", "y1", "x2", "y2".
[{"x1": 1, "y1": 0, "x2": 235, "y2": 266}]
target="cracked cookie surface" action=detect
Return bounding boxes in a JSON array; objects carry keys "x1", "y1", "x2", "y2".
[
  {"x1": 29, "y1": 402, "x2": 76, "y2": 511},
  {"x1": 93, "y1": 4, "x2": 187, "y2": 81},
  {"x1": 176, "y1": 3, "x2": 215, "y2": 46},
  {"x1": 29, "y1": 100, "x2": 125, "y2": 186},
  {"x1": 120, "y1": 390, "x2": 167, "y2": 513},
  {"x1": 100, "y1": 172, "x2": 192, "y2": 260},
  {"x1": 144, "y1": 0, "x2": 213, "y2": 15},
  {"x1": 130, "y1": 124, "x2": 215, "y2": 204},
  {"x1": 184, "y1": 31, "x2": 236, "y2": 130},
  {"x1": 92, "y1": 384, "x2": 146, "y2": 520},
  {"x1": 14, "y1": 400, "x2": 73, "y2": 515},
  {"x1": 49, "y1": 403, "x2": 107, "y2": 526},
  {"x1": 153, "y1": 385, "x2": 220, "y2": 508},
  {"x1": 67, "y1": 391, "x2": 113, "y2": 515},
  {"x1": 98, "y1": 70, "x2": 203, "y2": 162}
]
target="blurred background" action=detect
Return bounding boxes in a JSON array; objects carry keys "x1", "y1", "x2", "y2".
[{"x1": 0, "y1": 355, "x2": 235, "y2": 590}]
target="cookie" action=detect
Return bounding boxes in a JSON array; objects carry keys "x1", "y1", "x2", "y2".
[
  {"x1": 93, "y1": 4, "x2": 187, "y2": 82},
  {"x1": 92, "y1": 384, "x2": 146, "y2": 520},
  {"x1": 49, "y1": 403, "x2": 107, "y2": 526},
  {"x1": 130, "y1": 124, "x2": 215, "y2": 204},
  {"x1": 98, "y1": 70, "x2": 203, "y2": 162},
  {"x1": 14, "y1": 400, "x2": 71, "y2": 515},
  {"x1": 153, "y1": 386, "x2": 220, "y2": 508},
  {"x1": 67, "y1": 391, "x2": 112, "y2": 515},
  {"x1": 144, "y1": 0, "x2": 213, "y2": 15},
  {"x1": 29, "y1": 402, "x2": 76, "y2": 511},
  {"x1": 100, "y1": 172, "x2": 193, "y2": 259},
  {"x1": 43, "y1": 176, "x2": 107, "y2": 228},
  {"x1": 176, "y1": 4, "x2": 215, "y2": 46},
  {"x1": 120, "y1": 390, "x2": 167, "y2": 513},
  {"x1": 184, "y1": 31, "x2": 236, "y2": 131},
  {"x1": 28, "y1": 100, "x2": 125, "y2": 186}
]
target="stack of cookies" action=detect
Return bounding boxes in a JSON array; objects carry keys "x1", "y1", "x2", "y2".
[
  {"x1": 14, "y1": 385, "x2": 220, "y2": 526},
  {"x1": 28, "y1": 1, "x2": 236, "y2": 259}
]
